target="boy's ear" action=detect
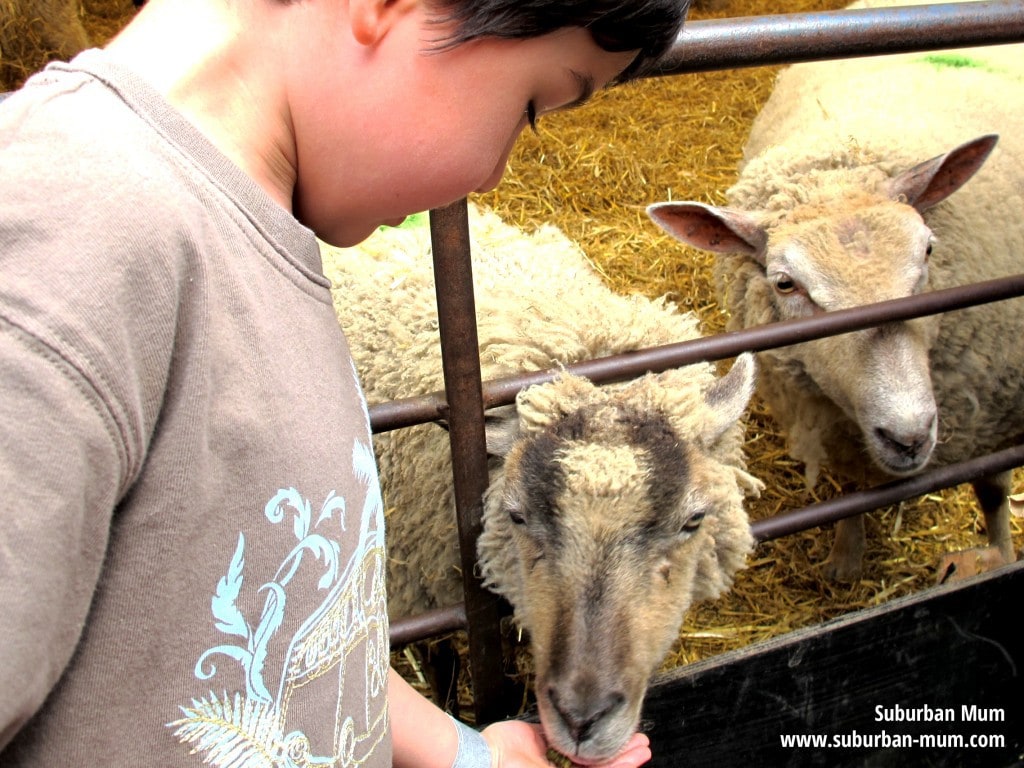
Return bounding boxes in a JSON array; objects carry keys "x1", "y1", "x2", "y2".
[{"x1": 349, "y1": 0, "x2": 419, "y2": 46}]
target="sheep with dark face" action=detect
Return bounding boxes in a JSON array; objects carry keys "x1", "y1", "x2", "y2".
[
  {"x1": 479, "y1": 361, "x2": 757, "y2": 759},
  {"x1": 321, "y1": 204, "x2": 760, "y2": 763},
  {"x1": 647, "y1": 0, "x2": 1024, "y2": 580}
]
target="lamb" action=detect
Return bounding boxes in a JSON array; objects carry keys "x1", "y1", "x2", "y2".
[
  {"x1": 647, "y1": 0, "x2": 1024, "y2": 582},
  {"x1": 320, "y1": 204, "x2": 761, "y2": 763}
]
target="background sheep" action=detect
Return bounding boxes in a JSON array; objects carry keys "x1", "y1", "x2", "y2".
[
  {"x1": 321, "y1": 204, "x2": 761, "y2": 763},
  {"x1": 647, "y1": 0, "x2": 1024, "y2": 581}
]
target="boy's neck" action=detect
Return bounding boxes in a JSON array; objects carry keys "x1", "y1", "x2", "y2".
[{"x1": 104, "y1": 0, "x2": 299, "y2": 211}]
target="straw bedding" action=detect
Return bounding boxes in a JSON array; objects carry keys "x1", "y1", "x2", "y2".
[
  {"x1": 1, "y1": 0, "x2": 89, "y2": 90},
  {"x1": 15, "y1": 0, "x2": 1022, "y2": 713}
]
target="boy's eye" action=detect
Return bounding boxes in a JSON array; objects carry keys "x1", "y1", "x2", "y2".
[{"x1": 526, "y1": 101, "x2": 539, "y2": 133}]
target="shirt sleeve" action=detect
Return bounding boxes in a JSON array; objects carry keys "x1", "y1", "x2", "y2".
[{"x1": 0, "y1": 317, "x2": 125, "y2": 750}]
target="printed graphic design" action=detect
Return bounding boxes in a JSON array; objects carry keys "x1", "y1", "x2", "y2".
[{"x1": 169, "y1": 439, "x2": 388, "y2": 767}]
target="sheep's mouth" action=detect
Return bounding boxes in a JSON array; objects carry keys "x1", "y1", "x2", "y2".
[
  {"x1": 867, "y1": 428, "x2": 937, "y2": 477},
  {"x1": 534, "y1": 677, "x2": 644, "y2": 765}
]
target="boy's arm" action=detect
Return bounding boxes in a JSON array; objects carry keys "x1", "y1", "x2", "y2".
[
  {"x1": 0, "y1": 324, "x2": 123, "y2": 751},
  {"x1": 389, "y1": 668, "x2": 464, "y2": 768}
]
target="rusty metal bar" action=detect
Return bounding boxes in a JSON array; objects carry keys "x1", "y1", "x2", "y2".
[
  {"x1": 752, "y1": 443, "x2": 1024, "y2": 542},
  {"x1": 371, "y1": 273, "x2": 1024, "y2": 433},
  {"x1": 390, "y1": 603, "x2": 467, "y2": 648},
  {"x1": 390, "y1": 442, "x2": 1024, "y2": 645},
  {"x1": 428, "y1": 200, "x2": 510, "y2": 723},
  {"x1": 370, "y1": 390, "x2": 448, "y2": 434},
  {"x1": 649, "y1": 1, "x2": 1024, "y2": 76}
]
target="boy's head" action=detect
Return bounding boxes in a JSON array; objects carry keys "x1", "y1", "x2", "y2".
[
  {"x1": 280, "y1": 0, "x2": 689, "y2": 246},
  {"x1": 427, "y1": 0, "x2": 689, "y2": 82}
]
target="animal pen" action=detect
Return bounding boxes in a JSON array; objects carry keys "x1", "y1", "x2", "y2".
[
  {"x1": 375, "y1": 3, "x2": 1024, "y2": 765},
  {"x1": 3, "y1": 0, "x2": 1021, "y2": 764}
]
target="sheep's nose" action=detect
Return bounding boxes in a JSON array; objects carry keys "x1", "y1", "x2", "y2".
[
  {"x1": 874, "y1": 418, "x2": 935, "y2": 459},
  {"x1": 548, "y1": 685, "x2": 626, "y2": 743}
]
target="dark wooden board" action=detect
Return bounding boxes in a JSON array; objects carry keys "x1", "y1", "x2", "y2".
[{"x1": 642, "y1": 561, "x2": 1023, "y2": 768}]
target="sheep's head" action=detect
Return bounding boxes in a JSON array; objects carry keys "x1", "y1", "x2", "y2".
[
  {"x1": 647, "y1": 134, "x2": 998, "y2": 479},
  {"x1": 477, "y1": 354, "x2": 757, "y2": 764}
]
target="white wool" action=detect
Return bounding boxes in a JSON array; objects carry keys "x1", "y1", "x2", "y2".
[{"x1": 322, "y1": 203, "x2": 757, "y2": 619}]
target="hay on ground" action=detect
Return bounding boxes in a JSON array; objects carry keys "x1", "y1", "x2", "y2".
[{"x1": 1, "y1": 0, "x2": 94, "y2": 90}]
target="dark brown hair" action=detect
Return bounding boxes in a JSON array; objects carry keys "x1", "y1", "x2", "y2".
[{"x1": 427, "y1": 0, "x2": 689, "y2": 82}]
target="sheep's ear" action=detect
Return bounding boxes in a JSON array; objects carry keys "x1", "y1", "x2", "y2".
[
  {"x1": 700, "y1": 353, "x2": 757, "y2": 443},
  {"x1": 484, "y1": 404, "x2": 520, "y2": 457},
  {"x1": 647, "y1": 202, "x2": 767, "y2": 260},
  {"x1": 889, "y1": 134, "x2": 998, "y2": 212}
]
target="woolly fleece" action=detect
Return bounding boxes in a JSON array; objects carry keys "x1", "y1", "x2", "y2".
[{"x1": 321, "y1": 205, "x2": 758, "y2": 621}]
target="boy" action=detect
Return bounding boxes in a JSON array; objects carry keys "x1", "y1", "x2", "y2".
[{"x1": 0, "y1": 0, "x2": 687, "y2": 765}]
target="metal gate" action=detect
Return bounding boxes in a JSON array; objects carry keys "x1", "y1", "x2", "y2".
[{"x1": 377, "y1": 1, "x2": 1024, "y2": 724}]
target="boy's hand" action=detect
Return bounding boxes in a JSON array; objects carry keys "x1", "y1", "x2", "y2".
[{"x1": 481, "y1": 721, "x2": 652, "y2": 768}]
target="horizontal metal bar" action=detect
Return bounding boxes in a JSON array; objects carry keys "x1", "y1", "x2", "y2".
[
  {"x1": 369, "y1": 274, "x2": 1024, "y2": 433},
  {"x1": 649, "y1": 1, "x2": 1024, "y2": 76},
  {"x1": 752, "y1": 443, "x2": 1024, "y2": 541},
  {"x1": 369, "y1": 391, "x2": 449, "y2": 434},
  {"x1": 390, "y1": 443, "x2": 1024, "y2": 646},
  {"x1": 390, "y1": 603, "x2": 467, "y2": 648}
]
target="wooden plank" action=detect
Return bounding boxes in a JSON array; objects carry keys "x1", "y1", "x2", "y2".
[{"x1": 642, "y1": 561, "x2": 1023, "y2": 767}]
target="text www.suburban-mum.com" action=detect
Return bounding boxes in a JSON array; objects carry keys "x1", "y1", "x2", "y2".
[
  {"x1": 780, "y1": 703, "x2": 1008, "y2": 749},
  {"x1": 780, "y1": 731, "x2": 1006, "y2": 749}
]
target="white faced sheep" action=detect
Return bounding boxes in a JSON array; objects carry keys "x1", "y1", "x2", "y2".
[
  {"x1": 320, "y1": 204, "x2": 761, "y2": 764},
  {"x1": 647, "y1": 0, "x2": 1024, "y2": 582}
]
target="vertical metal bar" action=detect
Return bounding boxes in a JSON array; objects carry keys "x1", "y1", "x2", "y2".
[{"x1": 428, "y1": 198, "x2": 510, "y2": 724}]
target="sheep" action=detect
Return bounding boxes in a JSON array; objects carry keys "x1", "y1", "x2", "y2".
[
  {"x1": 320, "y1": 203, "x2": 762, "y2": 763},
  {"x1": 647, "y1": 0, "x2": 1024, "y2": 582}
]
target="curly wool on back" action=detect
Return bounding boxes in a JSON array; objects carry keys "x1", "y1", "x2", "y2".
[{"x1": 322, "y1": 204, "x2": 758, "y2": 618}]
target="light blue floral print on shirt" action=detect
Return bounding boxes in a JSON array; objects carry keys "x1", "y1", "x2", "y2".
[{"x1": 169, "y1": 438, "x2": 388, "y2": 767}]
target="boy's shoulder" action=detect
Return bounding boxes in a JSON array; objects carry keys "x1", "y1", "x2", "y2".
[{"x1": 2, "y1": 55, "x2": 200, "y2": 235}]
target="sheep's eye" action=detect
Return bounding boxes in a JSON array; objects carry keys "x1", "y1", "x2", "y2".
[
  {"x1": 925, "y1": 241, "x2": 934, "y2": 259},
  {"x1": 682, "y1": 511, "x2": 706, "y2": 532},
  {"x1": 508, "y1": 505, "x2": 526, "y2": 525},
  {"x1": 772, "y1": 275, "x2": 798, "y2": 294}
]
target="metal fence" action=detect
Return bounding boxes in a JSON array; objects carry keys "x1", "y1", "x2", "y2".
[{"x1": 378, "y1": 1, "x2": 1024, "y2": 724}]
